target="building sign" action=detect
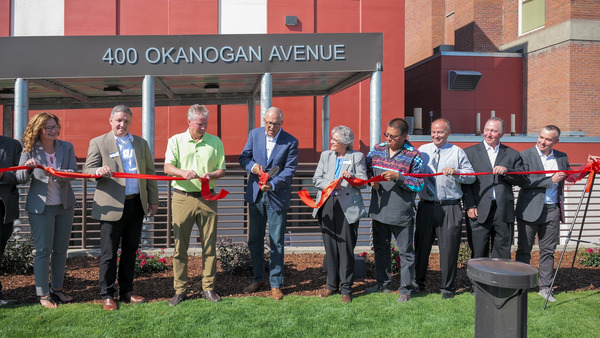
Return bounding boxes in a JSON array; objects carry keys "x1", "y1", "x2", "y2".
[{"x1": 0, "y1": 33, "x2": 383, "y2": 78}]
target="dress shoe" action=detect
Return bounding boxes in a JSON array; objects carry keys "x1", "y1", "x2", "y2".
[
  {"x1": 243, "y1": 281, "x2": 267, "y2": 294},
  {"x1": 0, "y1": 294, "x2": 17, "y2": 306},
  {"x1": 341, "y1": 294, "x2": 352, "y2": 303},
  {"x1": 538, "y1": 288, "x2": 556, "y2": 302},
  {"x1": 202, "y1": 290, "x2": 222, "y2": 303},
  {"x1": 50, "y1": 287, "x2": 73, "y2": 303},
  {"x1": 441, "y1": 292, "x2": 455, "y2": 299},
  {"x1": 102, "y1": 298, "x2": 118, "y2": 311},
  {"x1": 271, "y1": 288, "x2": 283, "y2": 301},
  {"x1": 317, "y1": 289, "x2": 335, "y2": 298},
  {"x1": 168, "y1": 293, "x2": 186, "y2": 307},
  {"x1": 120, "y1": 292, "x2": 145, "y2": 304}
]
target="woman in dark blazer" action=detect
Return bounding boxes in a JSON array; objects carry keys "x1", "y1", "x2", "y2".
[
  {"x1": 17, "y1": 112, "x2": 77, "y2": 309},
  {"x1": 312, "y1": 125, "x2": 367, "y2": 303}
]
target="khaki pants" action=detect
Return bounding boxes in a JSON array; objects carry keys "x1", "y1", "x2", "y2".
[{"x1": 172, "y1": 193, "x2": 218, "y2": 294}]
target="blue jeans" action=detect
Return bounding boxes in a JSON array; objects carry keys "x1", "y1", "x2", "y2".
[{"x1": 248, "y1": 192, "x2": 287, "y2": 288}]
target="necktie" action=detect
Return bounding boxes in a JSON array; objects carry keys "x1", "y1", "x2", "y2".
[{"x1": 426, "y1": 148, "x2": 440, "y2": 198}]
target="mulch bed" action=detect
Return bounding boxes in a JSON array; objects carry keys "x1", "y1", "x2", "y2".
[{"x1": 2, "y1": 251, "x2": 598, "y2": 304}]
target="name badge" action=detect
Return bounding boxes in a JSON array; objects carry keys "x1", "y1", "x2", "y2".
[
  {"x1": 343, "y1": 160, "x2": 351, "y2": 164},
  {"x1": 109, "y1": 152, "x2": 119, "y2": 158}
]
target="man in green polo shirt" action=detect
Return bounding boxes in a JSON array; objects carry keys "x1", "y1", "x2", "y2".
[{"x1": 164, "y1": 104, "x2": 226, "y2": 306}]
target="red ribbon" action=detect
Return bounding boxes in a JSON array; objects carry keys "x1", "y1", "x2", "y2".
[
  {"x1": 298, "y1": 158, "x2": 599, "y2": 208},
  {"x1": 2, "y1": 165, "x2": 228, "y2": 201},
  {"x1": 298, "y1": 175, "x2": 387, "y2": 209}
]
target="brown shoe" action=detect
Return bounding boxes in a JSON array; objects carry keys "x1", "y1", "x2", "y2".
[
  {"x1": 341, "y1": 294, "x2": 352, "y2": 303},
  {"x1": 243, "y1": 282, "x2": 268, "y2": 294},
  {"x1": 102, "y1": 298, "x2": 118, "y2": 311},
  {"x1": 317, "y1": 289, "x2": 334, "y2": 298},
  {"x1": 271, "y1": 288, "x2": 283, "y2": 301},
  {"x1": 120, "y1": 292, "x2": 145, "y2": 304}
]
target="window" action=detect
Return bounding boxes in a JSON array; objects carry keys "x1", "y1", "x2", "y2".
[{"x1": 520, "y1": 0, "x2": 545, "y2": 35}]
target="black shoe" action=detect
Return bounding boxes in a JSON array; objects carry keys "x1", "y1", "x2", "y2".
[
  {"x1": 202, "y1": 290, "x2": 222, "y2": 303},
  {"x1": 168, "y1": 293, "x2": 186, "y2": 307},
  {"x1": 442, "y1": 292, "x2": 455, "y2": 299}
]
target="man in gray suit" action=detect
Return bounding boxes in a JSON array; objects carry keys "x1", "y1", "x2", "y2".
[
  {"x1": 515, "y1": 125, "x2": 571, "y2": 302},
  {"x1": 462, "y1": 117, "x2": 523, "y2": 259},
  {"x1": 83, "y1": 105, "x2": 158, "y2": 311},
  {"x1": 0, "y1": 136, "x2": 22, "y2": 306}
]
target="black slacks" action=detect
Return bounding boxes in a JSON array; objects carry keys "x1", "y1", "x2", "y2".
[
  {"x1": 99, "y1": 197, "x2": 144, "y2": 299},
  {"x1": 415, "y1": 201, "x2": 462, "y2": 294},
  {"x1": 318, "y1": 195, "x2": 358, "y2": 295},
  {"x1": 0, "y1": 201, "x2": 14, "y2": 293}
]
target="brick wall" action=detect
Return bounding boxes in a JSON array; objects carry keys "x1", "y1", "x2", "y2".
[
  {"x1": 569, "y1": 41, "x2": 600, "y2": 136},
  {"x1": 525, "y1": 41, "x2": 600, "y2": 137},
  {"x1": 405, "y1": 0, "x2": 433, "y2": 66}
]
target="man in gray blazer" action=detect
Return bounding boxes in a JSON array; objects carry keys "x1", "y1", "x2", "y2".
[
  {"x1": 0, "y1": 136, "x2": 22, "y2": 306},
  {"x1": 462, "y1": 117, "x2": 523, "y2": 259},
  {"x1": 83, "y1": 105, "x2": 158, "y2": 311},
  {"x1": 515, "y1": 125, "x2": 571, "y2": 302}
]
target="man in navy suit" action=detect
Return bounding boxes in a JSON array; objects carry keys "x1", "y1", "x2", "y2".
[
  {"x1": 462, "y1": 117, "x2": 523, "y2": 259},
  {"x1": 239, "y1": 107, "x2": 298, "y2": 300},
  {"x1": 515, "y1": 125, "x2": 571, "y2": 302}
]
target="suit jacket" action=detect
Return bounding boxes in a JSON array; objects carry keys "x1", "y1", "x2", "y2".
[
  {"x1": 239, "y1": 127, "x2": 299, "y2": 212},
  {"x1": 0, "y1": 136, "x2": 23, "y2": 223},
  {"x1": 312, "y1": 150, "x2": 367, "y2": 223},
  {"x1": 462, "y1": 142, "x2": 524, "y2": 223},
  {"x1": 516, "y1": 146, "x2": 571, "y2": 223},
  {"x1": 16, "y1": 140, "x2": 77, "y2": 214},
  {"x1": 82, "y1": 132, "x2": 158, "y2": 221}
]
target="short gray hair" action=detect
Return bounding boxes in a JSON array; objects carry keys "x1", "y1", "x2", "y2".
[
  {"x1": 188, "y1": 104, "x2": 209, "y2": 120},
  {"x1": 331, "y1": 125, "x2": 355, "y2": 150},
  {"x1": 111, "y1": 105, "x2": 133, "y2": 118}
]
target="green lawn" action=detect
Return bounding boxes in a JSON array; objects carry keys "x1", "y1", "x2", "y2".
[{"x1": 1, "y1": 290, "x2": 599, "y2": 337}]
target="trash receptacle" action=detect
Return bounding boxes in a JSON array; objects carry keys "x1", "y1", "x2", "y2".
[{"x1": 467, "y1": 258, "x2": 539, "y2": 338}]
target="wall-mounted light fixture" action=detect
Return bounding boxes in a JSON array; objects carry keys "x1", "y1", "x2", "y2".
[
  {"x1": 103, "y1": 85, "x2": 123, "y2": 95},
  {"x1": 285, "y1": 16, "x2": 298, "y2": 26},
  {"x1": 204, "y1": 83, "x2": 220, "y2": 93}
]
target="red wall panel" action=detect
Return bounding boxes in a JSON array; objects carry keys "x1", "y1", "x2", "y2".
[
  {"x1": 64, "y1": 0, "x2": 117, "y2": 35},
  {"x1": 119, "y1": 0, "x2": 169, "y2": 35},
  {"x1": 168, "y1": 0, "x2": 218, "y2": 35},
  {"x1": 0, "y1": 0, "x2": 10, "y2": 36}
]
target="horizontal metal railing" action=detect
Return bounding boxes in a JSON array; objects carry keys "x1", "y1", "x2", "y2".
[{"x1": 12, "y1": 162, "x2": 600, "y2": 249}]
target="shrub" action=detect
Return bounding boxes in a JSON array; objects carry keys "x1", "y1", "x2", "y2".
[
  {"x1": 457, "y1": 242, "x2": 472, "y2": 268},
  {"x1": 216, "y1": 236, "x2": 252, "y2": 273},
  {"x1": 578, "y1": 247, "x2": 600, "y2": 267},
  {"x1": 117, "y1": 248, "x2": 167, "y2": 276},
  {"x1": 1, "y1": 228, "x2": 34, "y2": 275}
]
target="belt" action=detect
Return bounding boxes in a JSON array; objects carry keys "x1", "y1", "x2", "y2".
[
  {"x1": 544, "y1": 203, "x2": 558, "y2": 209},
  {"x1": 422, "y1": 199, "x2": 460, "y2": 206},
  {"x1": 173, "y1": 189, "x2": 215, "y2": 198},
  {"x1": 125, "y1": 194, "x2": 140, "y2": 200}
]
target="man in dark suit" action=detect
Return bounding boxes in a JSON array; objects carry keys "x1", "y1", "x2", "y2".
[
  {"x1": 83, "y1": 105, "x2": 159, "y2": 311},
  {"x1": 239, "y1": 107, "x2": 298, "y2": 300},
  {"x1": 0, "y1": 136, "x2": 22, "y2": 306},
  {"x1": 515, "y1": 125, "x2": 571, "y2": 302},
  {"x1": 462, "y1": 117, "x2": 523, "y2": 259}
]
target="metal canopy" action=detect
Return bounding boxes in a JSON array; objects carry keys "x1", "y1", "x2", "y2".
[{"x1": 0, "y1": 33, "x2": 383, "y2": 110}]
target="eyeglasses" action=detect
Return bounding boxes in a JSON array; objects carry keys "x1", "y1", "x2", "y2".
[
  {"x1": 265, "y1": 121, "x2": 281, "y2": 127},
  {"x1": 44, "y1": 125, "x2": 61, "y2": 132},
  {"x1": 330, "y1": 138, "x2": 343, "y2": 144},
  {"x1": 383, "y1": 132, "x2": 400, "y2": 140}
]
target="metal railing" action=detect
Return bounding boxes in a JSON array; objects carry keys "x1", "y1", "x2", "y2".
[{"x1": 12, "y1": 162, "x2": 600, "y2": 249}]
